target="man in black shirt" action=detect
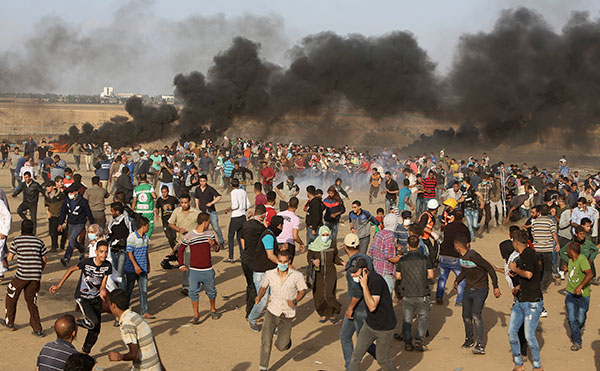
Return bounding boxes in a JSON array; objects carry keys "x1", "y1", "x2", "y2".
[
  {"x1": 50, "y1": 241, "x2": 112, "y2": 354},
  {"x1": 507, "y1": 230, "x2": 544, "y2": 371},
  {"x1": 437, "y1": 210, "x2": 470, "y2": 306},
  {"x1": 305, "y1": 185, "x2": 324, "y2": 245},
  {"x1": 156, "y1": 185, "x2": 179, "y2": 257},
  {"x1": 382, "y1": 171, "x2": 399, "y2": 214},
  {"x1": 194, "y1": 175, "x2": 224, "y2": 246},
  {"x1": 348, "y1": 258, "x2": 396, "y2": 371},
  {"x1": 396, "y1": 236, "x2": 434, "y2": 351},
  {"x1": 240, "y1": 205, "x2": 267, "y2": 318},
  {"x1": 13, "y1": 171, "x2": 44, "y2": 235}
]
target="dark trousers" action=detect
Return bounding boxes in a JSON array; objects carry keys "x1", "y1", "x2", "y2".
[
  {"x1": 64, "y1": 223, "x2": 86, "y2": 262},
  {"x1": 91, "y1": 210, "x2": 106, "y2": 229},
  {"x1": 242, "y1": 262, "x2": 256, "y2": 318},
  {"x1": 5, "y1": 278, "x2": 41, "y2": 332},
  {"x1": 259, "y1": 311, "x2": 293, "y2": 370},
  {"x1": 462, "y1": 288, "x2": 488, "y2": 346},
  {"x1": 263, "y1": 184, "x2": 273, "y2": 193},
  {"x1": 228, "y1": 216, "x2": 246, "y2": 259},
  {"x1": 10, "y1": 169, "x2": 16, "y2": 189},
  {"x1": 162, "y1": 219, "x2": 177, "y2": 249},
  {"x1": 48, "y1": 217, "x2": 67, "y2": 250},
  {"x1": 17, "y1": 202, "x2": 37, "y2": 235},
  {"x1": 477, "y1": 203, "x2": 491, "y2": 231},
  {"x1": 76, "y1": 297, "x2": 102, "y2": 353},
  {"x1": 537, "y1": 251, "x2": 553, "y2": 292}
]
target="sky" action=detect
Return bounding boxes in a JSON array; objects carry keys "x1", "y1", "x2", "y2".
[{"x1": 1, "y1": 0, "x2": 599, "y2": 95}]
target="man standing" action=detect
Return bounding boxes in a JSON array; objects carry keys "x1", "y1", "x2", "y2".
[
  {"x1": 13, "y1": 171, "x2": 44, "y2": 235},
  {"x1": 369, "y1": 214, "x2": 400, "y2": 294},
  {"x1": 45, "y1": 181, "x2": 67, "y2": 252},
  {"x1": 462, "y1": 176, "x2": 483, "y2": 241},
  {"x1": 1, "y1": 220, "x2": 47, "y2": 336},
  {"x1": 305, "y1": 185, "x2": 324, "y2": 245},
  {"x1": 156, "y1": 186, "x2": 179, "y2": 260},
  {"x1": 49, "y1": 241, "x2": 112, "y2": 354},
  {"x1": 167, "y1": 194, "x2": 199, "y2": 295},
  {"x1": 436, "y1": 210, "x2": 470, "y2": 306},
  {"x1": 132, "y1": 174, "x2": 157, "y2": 238},
  {"x1": 531, "y1": 205, "x2": 559, "y2": 297},
  {"x1": 179, "y1": 213, "x2": 222, "y2": 322},
  {"x1": 340, "y1": 234, "x2": 377, "y2": 370},
  {"x1": 115, "y1": 167, "x2": 134, "y2": 204},
  {"x1": 125, "y1": 217, "x2": 154, "y2": 319},
  {"x1": 507, "y1": 230, "x2": 544, "y2": 370},
  {"x1": 224, "y1": 178, "x2": 250, "y2": 263},
  {"x1": 83, "y1": 176, "x2": 110, "y2": 228},
  {"x1": 276, "y1": 197, "x2": 305, "y2": 258},
  {"x1": 563, "y1": 242, "x2": 593, "y2": 351},
  {"x1": 24, "y1": 136, "x2": 37, "y2": 159},
  {"x1": 194, "y1": 174, "x2": 224, "y2": 246},
  {"x1": 275, "y1": 175, "x2": 300, "y2": 212},
  {"x1": 260, "y1": 161, "x2": 276, "y2": 193},
  {"x1": 349, "y1": 200, "x2": 379, "y2": 255},
  {"x1": 368, "y1": 168, "x2": 381, "y2": 204},
  {"x1": 240, "y1": 205, "x2": 268, "y2": 318},
  {"x1": 36, "y1": 315, "x2": 79, "y2": 370},
  {"x1": 476, "y1": 174, "x2": 493, "y2": 233},
  {"x1": 396, "y1": 236, "x2": 434, "y2": 351},
  {"x1": 8, "y1": 146, "x2": 21, "y2": 189},
  {"x1": 256, "y1": 250, "x2": 307, "y2": 371},
  {"x1": 108, "y1": 289, "x2": 165, "y2": 370},
  {"x1": 58, "y1": 185, "x2": 95, "y2": 266},
  {"x1": 381, "y1": 172, "x2": 399, "y2": 214},
  {"x1": 348, "y1": 257, "x2": 397, "y2": 371}
]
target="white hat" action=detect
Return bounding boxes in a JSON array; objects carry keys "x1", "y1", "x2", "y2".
[{"x1": 427, "y1": 199, "x2": 440, "y2": 209}]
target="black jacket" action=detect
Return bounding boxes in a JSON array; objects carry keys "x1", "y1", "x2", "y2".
[
  {"x1": 306, "y1": 196, "x2": 325, "y2": 229},
  {"x1": 15, "y1": 180, "x2": 43, "y2": 204}
]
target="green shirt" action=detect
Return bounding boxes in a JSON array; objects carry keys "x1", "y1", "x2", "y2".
[
  {"x1": 150, "y1": 154, "x2": 162, "y2": 171},
  {"x1": 133, "y1": 183, "x2": 155, "y2": 214},
  {"x1": 566, "y1": 254, "x2": 592, "y2": 297},
  {"x1": 560, "y1": 237, "x2": 599, "y2": 262}
]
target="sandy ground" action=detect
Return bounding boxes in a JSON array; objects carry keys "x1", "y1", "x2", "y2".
[{"x1": 0, "y1": 162, "x2": 599, "y2": 371}]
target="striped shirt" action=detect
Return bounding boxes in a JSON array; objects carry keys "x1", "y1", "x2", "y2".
[
  {"x1": 421, "y1": 176, "x2": 437, "y2": 199},
  {"x1": 119, "y1": 309, "x2": 161, "y2": 371},
  {"x1": 37, "y1": 339, "x2": 78, "y2": 371},
  {"x1": 9, "y1": 235, "x2": 47, "y2": 281},
  {"x1": 179, "y1": 229, "x2": 216, "y2": 270},
  {"x1": 223, "y1": 160, "x2": 235, "y2": 177},
  {"x1": 125, "y1": 231, "x2": 149, "y2": 273},
  {"x1": 531, "y1": 215, "x2": 557, "y2": 252}
]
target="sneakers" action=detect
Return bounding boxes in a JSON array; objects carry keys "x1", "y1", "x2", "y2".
[
  {"x1": 540, "y1": 308, "x2": 548, "y2": 318},
  {"x1": 181, "y1": 288, "x2": 189, "y2": 296},
  {"x1": 461, "y1": 339, "x2": 474, "y2": 348},
  {"x1": 32, "y1": 330, "x2": 44, "y2": 337},
  {"x1": 571, "y1": 343, "x2": 582, "y2": 351},
  {"x1": 0, "y1": 319, "x2": 14, "y2": 331},
  {"x1": 558, "y1": 271, "x2": 565, "y2": 280},
  {"x1": 160, "y1": 260, "x2": 173, "y2": 270},
  {"x1": 76, "y1": 318, "x2": 94, "y2": 330},
  {"x1": 113, "y1": 320, "x2": 120, "y2": 327},
  {"x1": 455, "y1": 302, "x2": 463, "y2": 307},
  {"x1": 210, "y1": 311, "x2": 221, "y2": 320},
  {"x1": 60, "y1": 258, "x2": 68, "y2": 267},
  {"x1": 223, "y1": 258, "x2": 235, "y2": 263},
  {"x1": 249, "y1": 322, "x2": 260, "y2": 332},
  {"x1": 472, "y1": 344, "x2": 486, "y2": 354}
]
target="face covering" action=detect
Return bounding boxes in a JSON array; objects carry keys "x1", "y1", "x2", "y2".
[
  {"x1": 68, "y1": 193, "x2": 76, "y2": 200},
  {"x1": 277, "y1": 263, "x2": 289, "y2": 272},
  {"x1": 65, "y1": 175, "x2": 71, "y2": 180},
  {"x1": 352, "y1": 276, "x2": 360, "y2": 283},
  {"x1": 269, "y1": 224, "x2": 282, "y2": 237},
  {"x1": 87, "y1": 233, "x2": 97, "y2": 241},
  {"x1": 321, "y1": 235, "x2": 330, "y2": 243}
]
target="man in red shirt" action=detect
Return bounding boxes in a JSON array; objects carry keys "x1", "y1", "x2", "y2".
[
  {"x1": 265, "y1": 191, "x2": 278, "y2": 226},
  {"x1": 260, "y1": 161, "x2": 276, "y2": 193}
]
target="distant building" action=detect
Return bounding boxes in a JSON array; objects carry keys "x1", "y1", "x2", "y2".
[
  {"x1": 115, "y1": 92, "x2": 138, "y2": 99},
  {"x1": 100, "y1": 86, "x2": 114, "y2": 98},
  {"x1": 161, "y1": 95, "x2": 175, "y2": 103}
]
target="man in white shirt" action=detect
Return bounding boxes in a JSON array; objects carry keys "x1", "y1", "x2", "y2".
[{"x1": 225, "y1": 178, "x2": 250, "y2": 263}]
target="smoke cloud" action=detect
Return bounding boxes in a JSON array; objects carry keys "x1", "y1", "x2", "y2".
[
  {"x1": 404, "y1": 7, "x2": 600, "y2": 152},
  {"x1": 174, "y1": 31, "x2": 439, "y2": 138},
  {"x1": 0, "y1": 1, "x2": 289, "y2": 94}
]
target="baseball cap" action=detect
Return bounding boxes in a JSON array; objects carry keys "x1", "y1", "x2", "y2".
[
  {"x1": 287, "y1": 175, "x2": 295, "y2": 181},
  {"x1": 401, "y1": 210, "x2": 412, "y2": 219},
  {"x1": 343, "y1": 233, "x2": 359, "y2": 248},
  {"x1": 346, "y1": 257, "x2": 369, "y2": 273}
]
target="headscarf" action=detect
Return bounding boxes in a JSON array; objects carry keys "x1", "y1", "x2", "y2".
[
  {"x1": 308, "y1": 226, "x2": 332, "y2": 252},
  {"x1": 383, "y1": 213, "x2": 398, "y2": 231}
]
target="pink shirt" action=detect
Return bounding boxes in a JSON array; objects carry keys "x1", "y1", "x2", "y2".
[{"x1": 276, "y1": 210, "x2": 300, "y2": 244}]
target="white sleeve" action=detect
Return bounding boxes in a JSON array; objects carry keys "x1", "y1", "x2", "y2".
[{"x1": 0, "y1": 202, "x2": 11, "y2": 236}]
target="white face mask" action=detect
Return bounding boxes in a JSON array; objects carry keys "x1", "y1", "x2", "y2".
[
  {"x1": 352, "y1": 276, "x2": 360, "y2": 283},
  {"x1": 68, "y1": 193, "x2": 76, "y2": 200},
  {"x1": 321, "y1": 235, "x2": 330, "y2": 243},
  {"x1": 403, "y1": 219, "x2": 411, "y2": 226}
]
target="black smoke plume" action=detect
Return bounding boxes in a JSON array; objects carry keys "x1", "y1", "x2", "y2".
[
  {"x1": 174, "y1": 31, "x2": 439, "y2": 138},
  {"x1": 62, "y1": 96, "x2": 178, "y2": 148},
  {"x1": 404, "y1": 8, "x2": 600, "y2": 152}
]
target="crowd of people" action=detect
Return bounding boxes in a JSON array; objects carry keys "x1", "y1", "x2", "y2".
[{"x1": 0, "y1": 135, "x2": 598, "y2": 370}]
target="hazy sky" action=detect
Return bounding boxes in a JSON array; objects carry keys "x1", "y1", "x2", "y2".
[{"x1": 1, "y1": 0, "x2": 599, "y2": 94}]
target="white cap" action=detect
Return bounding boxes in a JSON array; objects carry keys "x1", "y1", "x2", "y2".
[{"x1": 427, "y1": 199, "x2": 440, "y2": 209}]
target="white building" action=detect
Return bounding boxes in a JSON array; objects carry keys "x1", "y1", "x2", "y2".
[{"x1": 100, "y1": 86, "x2": 114, "y2": 97}]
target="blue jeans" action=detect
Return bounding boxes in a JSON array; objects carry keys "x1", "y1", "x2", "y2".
[
  {"x1": 306, "y1": 227, "x2": 318, "y2": 246},
  {"x1": 207, "y1": 211, "x2": 224, "y2": 244},
  {"x1": 324, "y1": 222, "x2": 339, "y2": 243},
  {"x1": 248, "y1": 272, "x2": 269, "y2": 325},
  {"x1": 384, "y1": 199, "x2": 395, "y2": 214},
  {"x1": 110, "y1": 249, "x2": 127, "y2": 290},
  {"x1": 125, "y1": 271, "x2": 148, "y2": 315},
  {"x1": 508, "y1": 299, "x2": 543, "y2": 369},
  {"x1": 402, "y1": 296, "x2": 430, "y2": 343},
  {"x1": 63, "y1": 223, "x2": 86, "y2": 262},
  {"x1": 462, "y1": 288, "x2": 487, "y2": 345},
  {"x1": 436, "y1": 256, "x2": 465, "y2": 303},
  {"x1": 565, "y1": 292, "x2": 590, "y2": 345},
  {"x1": 188, "y1": 268, "x2": 217, "y2": 301},
  {"x1": 382, "y1": 274, "x2": 394, "y2": 296},
  {"x1": 464, "y1": 209, "x2": 479, "y2": 241},
  {"x1": 340, "y1": 309, "x2": 376, "y2": 371}
]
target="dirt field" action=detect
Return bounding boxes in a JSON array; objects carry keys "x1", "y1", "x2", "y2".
[{"x1": 0, "y1": 158, "x2": 599, "y2": 371}]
